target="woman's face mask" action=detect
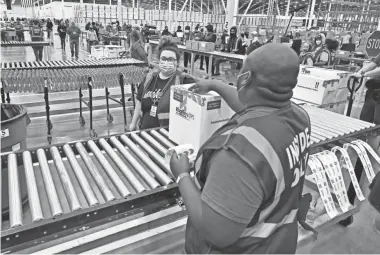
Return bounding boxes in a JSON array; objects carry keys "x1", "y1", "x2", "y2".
[
  {"x1": 159, "y1": 59, "x2": 177, "y2": 76},
  {"x1": 185, "y1": 30, "x2": 190, "y2": 33},
  {"x1": 316, "y1": 40, "x2": 322, "y2": 45}
]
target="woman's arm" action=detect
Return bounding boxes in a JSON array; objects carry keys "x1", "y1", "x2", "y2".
[{"x1": 130, "y1": 100, "x2": 142, "y2": 131}]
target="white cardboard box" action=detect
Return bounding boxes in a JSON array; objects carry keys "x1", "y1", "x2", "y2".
[
  {"x1": 293, "y1": 74, "x2": 340, "y2": 106},
  {"x1": 169, "y1": 84, "x2": 235, "y2": 153}
]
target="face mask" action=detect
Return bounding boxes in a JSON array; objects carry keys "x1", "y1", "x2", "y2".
[
  {"x1": 185, "y1": 30, "x2": 190, "y2": 33},
  {"x1": 159, "y1": 61, "x2": 176, "y2": 76},
  {"x1": 316, "y1": 40, "x2": 322, "y2": 45}
]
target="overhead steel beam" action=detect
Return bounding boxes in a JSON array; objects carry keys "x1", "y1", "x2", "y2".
[
  {"x1": 176, "y1": 0, "x2": 190, "y2": 19},
  {"x1": 220, "y1": 0, "x2": 226, "y2": 13},
  {"x1": 239, "y1": 0, "x2": 254, "y2": 26},
  {"x1": 286, "y1": 0, "x2": 291, "y2": 16}
]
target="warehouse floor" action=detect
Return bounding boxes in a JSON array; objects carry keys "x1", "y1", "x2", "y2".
[{"x1": 1, "y1": 34, "x2": 380, "y2": 253}]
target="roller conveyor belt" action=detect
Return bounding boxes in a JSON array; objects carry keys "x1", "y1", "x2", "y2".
[
  {"x1": 1, "y1": 65, "x2": 146, "y2": 93},
  {"x1": 1, "y1": 106, "x2": 379, "y2": 253},
  {"x1": 1, "y1": 128, "x2": 176, "y2": 248},
  {"x1": 0, "y1": 41, "x2": 51, "y2": 47},
  {"x1": 302, "y1": 104, "x2": 379, "y2": 146},
  {"x1": 0, "y1": 58, "x2": 145, "y2": 70}
]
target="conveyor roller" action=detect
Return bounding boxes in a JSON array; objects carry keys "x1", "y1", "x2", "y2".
[
  {"x1": 1, "y1": 129, "x2": 175, "y2": 235},
  {"x1": 1, "y1": 65, "x2": 146, "y2": 93},
  {"x1": 1, "y1": 58, "x2": 144, "y2": 70},
  {"x1": 0, "y1": 41, "x2": 50, "y2": 47}
]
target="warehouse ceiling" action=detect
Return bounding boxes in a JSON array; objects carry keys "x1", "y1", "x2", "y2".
[{"x1": 127, "y1": 0, "x2": 380, "y2": 17}]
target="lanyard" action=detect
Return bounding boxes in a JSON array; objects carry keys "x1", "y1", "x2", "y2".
[{"x1": 150, "y1": 74, "x2": 174, "y2": 105}]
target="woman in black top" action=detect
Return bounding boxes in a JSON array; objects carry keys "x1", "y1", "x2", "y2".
[
  {"x1": 57, "y1": 20, "x2": 67, "y2": 50},
  {"x1": 291, "y1": 32, "x2": 302, "y2": 56},
  {"x1": 129, "y1": 37, "x2": 195, "y2": 130}
]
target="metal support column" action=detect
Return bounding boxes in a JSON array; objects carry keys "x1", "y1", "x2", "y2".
[
  {"x1": 117, "y1": 0, "x2": 122, "y2": 22},
  {"x1": 308, "y1": 0, "x2": 317, "y2": 29},
  {"x1": 239, "y1": 0, "x2": 254, "y2": 26},
  {"x1": 176, "y1": 0, "x2": 189, "y2": 20},
  {"x1": 286, "y1": 0, "x2": 291, "y2": 17}
]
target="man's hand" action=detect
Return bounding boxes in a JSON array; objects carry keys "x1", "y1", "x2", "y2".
[
  {"x1": 189, "y1": 78, "x2": 215, "y2": 94},
  {"x1": 170, "y1": 152, "x2": 191, "y2": 179}
]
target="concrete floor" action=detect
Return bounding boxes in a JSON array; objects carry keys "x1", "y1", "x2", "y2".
[{"x1": 1, "y1": 32, "x2": 380, "y2": 253}]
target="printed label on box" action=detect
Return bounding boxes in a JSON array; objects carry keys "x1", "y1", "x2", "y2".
[
  {"x1": 173, "y1": 91, "x2": 184, "y2": 103},
  {"x1": 176, "y1": 107, "x2": 195, "y2": 121},
  {"x1": 207, "y1": 100, "x2": 221, "y2": 110}
]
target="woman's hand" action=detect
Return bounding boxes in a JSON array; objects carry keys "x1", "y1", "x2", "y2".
[
  {"x1": 189, "y1": 78, "x2": 215, "y2": 94},
  {"x1": 129, "y1": 122, "x2": 138, "y2": 132}
]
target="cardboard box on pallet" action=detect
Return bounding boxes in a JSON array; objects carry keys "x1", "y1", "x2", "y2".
[{"x1": 169, "y1": 84, "x2": 234, "y2": 153}]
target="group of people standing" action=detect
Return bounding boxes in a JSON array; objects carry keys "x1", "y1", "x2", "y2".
[{"x1": 170, "y1": 24, "x2": 275, "y2": 76}]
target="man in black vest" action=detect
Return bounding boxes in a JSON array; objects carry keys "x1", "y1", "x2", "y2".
[
  {"x1": 30, "y1": 19, "x2": 44, "y2": 61},
  {"x1": 170, "y1": 44, "x2": 310, "y2": 253},
  {"x1": 14, "y1": 20, "x2": 24, "y2": 41}
]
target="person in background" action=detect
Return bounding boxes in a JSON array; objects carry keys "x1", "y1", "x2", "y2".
[
  {"x1": 97, "y1": 23, "x2": 105, "y2": 43},
  {"x1": 145, "y1": 36, "x2": 153, "y2": 64},
  {"x1": 109, "y1": 22, "x2": 120, "y2": 45},
  {"x1": 340, "y1": 54, "x2": 380, "y2": 227},
  {"x1": 286, "y1": 31, "x2": 293, "y2": 40},
  {"x1": 170, "y1": 44, "x2": 310, "y2": 254},
  {"x1": 85, "y1": 22, "x2": 91, "y2": 31},
  {"x1": 67, "y1": 21, "x2": 81, "y2": 60},
  {"x1": 220, "y1": 29, "x2": 228, "y2": 52},
  {"x1": 65, "y1": 19, "x2": 69, "y2": 29},
  {"x1": 57, "y1": 19, "x2": 67, "y2": 50},
  {"x1": 92, "y1": 22, "x2": 99, "y2": 39},
  {"x1": 342, "y1": 31, "x2": 352, "y2": 46},
  {"x1": 162, "y1": 26, "x2": 171, "y2": 36},
  {"x1": 203, "y1": 24, "x2": 217, "y2": 75},
  {"x1": 30, "y1": 19, "x2": 44, "y2": 61},
  {"x1": 183, "y1": 26, "x2": 193, "y2": 69},
  {"x1": 122, "y1": 22, "x2": 128, "y2": 31},
  {"x1": 174, "y1": 25, "x2": 183, "y2": 38},
  {"x1": 14, "y1": 20, "x2": 24, "y2": 41},
  {"x1": 266, "y1": 31, "x2": 274, "y2": 43},
  {"x1": 235, "y1": 32, "x2": 247, "y2": 55},
  {"x1": 129, "y1": 37, "x2": 195, "y2": 131},
  {"x1": 46, "y1": 18, "x2": 53, "y2": 39},
  {"x1": 87, "y1": 26, "x2": 98, "y2": 53},
  {"x1": 291, "y1": 31, "x2": 302, "y2": 56},
  {"x1": 129, "y1": 29, "x2": 148, "y2": 63},
  {"x1": 1, "y1": 22, "x2": 7, "y2": 42},
  {"x1": 116, "y1": 20, "x2": 121, "y2": 31},
  {"x1": 214, "y1": 26, "x2": 238, "y2": 76},
  {"x1": 193, "y1": 26, "x2": 205, "y2": 70},
  {"x1": 106, "y1": 23, "x2": 112, "y2": 32}
]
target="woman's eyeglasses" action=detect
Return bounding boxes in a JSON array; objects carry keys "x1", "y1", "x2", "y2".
[{"x1": 160, "y1": 57, "x2": 177, "y2": 63}]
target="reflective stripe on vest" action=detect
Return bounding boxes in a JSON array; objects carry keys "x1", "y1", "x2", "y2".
[
  {"x1": 242, "y1": 209, "x2": 298, "y2": 238},
  {"x1": 157, "y1": 112, "x2": 169, "y2": 120}
]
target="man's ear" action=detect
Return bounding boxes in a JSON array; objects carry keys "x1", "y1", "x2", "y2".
[{"x1": 240, "y1": 71, "x2": 252, "y2": 86}]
